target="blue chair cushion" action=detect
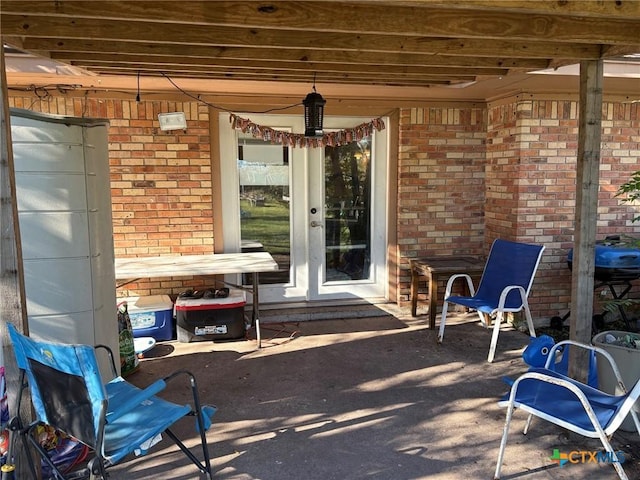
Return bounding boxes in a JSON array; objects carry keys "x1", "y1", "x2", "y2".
[
  {"x1": 445, "y1": 295, "x2": 508, "y2": 314},
  {"x1": 500, "y1": 368, "x2": 624, "y2": 433},
  {"x1": 103, "y1": 378, "x2": 191, "y2": 464}
]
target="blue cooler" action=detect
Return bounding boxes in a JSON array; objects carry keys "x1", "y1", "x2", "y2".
[{"x1": 119, "y1": 295, "x2": 174, "y2": 341}]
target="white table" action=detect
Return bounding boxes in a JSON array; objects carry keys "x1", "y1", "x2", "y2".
[{"x1": 115, "y1": 252, "x2": 279, "y2": 347}]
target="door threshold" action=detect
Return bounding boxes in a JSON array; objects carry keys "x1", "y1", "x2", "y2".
[
  {"x1": 256, "y1": 298, "x2": 400, "y2": 323},
  {"x1": 259, "y1": 297, "x2": 389, "y2": 310}
]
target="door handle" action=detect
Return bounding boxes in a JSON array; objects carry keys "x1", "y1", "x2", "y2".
[{"x1": 310, "y1": 220, "x2": 323, "y2": 228}]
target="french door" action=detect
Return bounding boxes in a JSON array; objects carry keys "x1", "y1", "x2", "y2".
[{"x1": 219, "y1": 113, "x2": 388, "y2": 304}]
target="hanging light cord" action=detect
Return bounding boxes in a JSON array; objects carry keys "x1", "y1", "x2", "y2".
[
  {"x1": 136, "y1": 71, "x2": 141, "y2": 103},
  {"x1": 160, "y1": 72, "x2": 302, "y2": 114}
]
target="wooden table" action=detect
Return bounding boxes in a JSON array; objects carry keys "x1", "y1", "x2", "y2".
[
  {"x1": 410, "y1": 256, "x2": 485, "y2": 329},
  {"x1": 115, "y1": 252, "x2": 279, "y2": 347}
]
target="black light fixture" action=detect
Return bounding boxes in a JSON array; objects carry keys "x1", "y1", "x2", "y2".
[{"x1": 303, "y1": 76, "x2": 326, "y2": 138}]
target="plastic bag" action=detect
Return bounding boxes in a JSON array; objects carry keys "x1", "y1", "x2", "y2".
[
  {"x1": 36, "y1": 425, "x2": 91, "y2": 479},
  {"x1": 118, "y1": 302, "x2": 139, "y2": 376}
]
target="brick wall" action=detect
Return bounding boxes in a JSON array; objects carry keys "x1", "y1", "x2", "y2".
[
  {"x1": 397, "y1": 106, "x2": 487, "y2": 306},
  {"x1": 400, "y1": 99, "x2": 640, "y2": 326},
  {"x1": 493, "y1": 98, "x2": 640, "y2": 323},
  {"x1": 8, "y1": 96, "x2": 213, "y2": 297},
  {"x1": 485, "y1": 101, "x2": 522, "y2": 240},
  {"x1": 484, "y1": 99, "x2": 582, "y2": 322},
  {"x1": 9, "y1": 94, "x2": 640, "y2": 323}
]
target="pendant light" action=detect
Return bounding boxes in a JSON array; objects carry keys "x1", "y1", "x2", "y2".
[{"x1": 303, "y1": 75, "x2": 326, "y2": 138}]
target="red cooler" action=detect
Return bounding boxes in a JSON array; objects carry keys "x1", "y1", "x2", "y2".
[{"x1": 175, "y1": 288, "x2": 247, "y2": 342}]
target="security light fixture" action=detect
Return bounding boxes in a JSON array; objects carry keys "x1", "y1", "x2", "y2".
[
  {"x1": 303, "y1": 81, "x2": 326, "y2": 138},
  {"x1": 158, "y1": 112, "x2": 187, "y2": 131}
]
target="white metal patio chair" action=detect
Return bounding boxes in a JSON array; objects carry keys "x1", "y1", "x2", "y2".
[
  {"x1": 494, "y1": 340, "x2": 640, "y2": 480},
  {"x1": 438, "y1": 238, "x2": 545, "y2": 362}
]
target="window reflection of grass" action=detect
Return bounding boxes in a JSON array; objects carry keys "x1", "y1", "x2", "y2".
[{"x1": 240, "y1": 199, "x2": 290, "y2": 255}]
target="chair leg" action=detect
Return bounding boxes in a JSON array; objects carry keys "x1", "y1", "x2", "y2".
[
  {"x1": 88, "y1": 457, "x2": 108, "y2": 480},
  {"x1": 522, "y1": 301, "x2": 536, "y2": 338},
  {"x1": 438, "y1": 301, "x2": 449, "y2": 343},
  {"x1": 196, "y1": 410, "x2": 214, "y2": 480},
  {"x1": 523, "y1": 413, "x2": 534, "y2": 434},
  {"x1": 10, "y1": 419, "x2": 39, "y2": 480},
  {"x1": 189, "y1": 375, "x2": 213, "y2": 479},
  {"x1": 163, "y1": 371, "x2": 214, "y2": 479},
  {"x1": 595, "y1": 432, "x2": 629, "y2": 480},
  {"x1": 493, "y1": 400, "x2": 516, "y2": 479},
  {"x1": 165, "y1": 428, "x2": 212, "y2": 478},
  {"x1": 488, "y1": 312, "x2": 503, "y2": 362}
]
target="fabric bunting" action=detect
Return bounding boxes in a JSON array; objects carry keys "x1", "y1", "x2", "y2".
[{"x1": 229, "y1": 114, "x2": 385, "y2": 148}]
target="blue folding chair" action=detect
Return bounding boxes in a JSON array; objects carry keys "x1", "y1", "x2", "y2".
[
  {"x1": 7, "y1": 323, "x2": 216, "y2": 479},
  {"x1": 495, "y1": 340, "x2": 640, "y2": 480},
  {"x1": 438, "y1": 238, "x2": 545, "y2": 362}
]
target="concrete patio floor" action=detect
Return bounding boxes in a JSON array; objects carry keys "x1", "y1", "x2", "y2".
[{"x1": 110, "y1": 309, "x2": 640, "y2": 480}]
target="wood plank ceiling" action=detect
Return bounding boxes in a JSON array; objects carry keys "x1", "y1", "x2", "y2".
[{"x1": 1, "y1": 0, "x2": 639, "y2": 89}]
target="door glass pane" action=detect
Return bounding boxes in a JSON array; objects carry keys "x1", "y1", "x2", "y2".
[
  {"x1": 324, "y1": 136, "x2": 372, "y2": 281},
  {"x1": 238, "y1": 134, "x2": 290, "y2": 284}
]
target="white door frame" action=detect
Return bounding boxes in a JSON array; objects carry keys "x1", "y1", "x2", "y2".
[
  {"x1": 307, "y1": 116, "x2": 389, "y2": 300},
  {"x1": 218, "y1": 113, "x2": 388, "y2": 303}
]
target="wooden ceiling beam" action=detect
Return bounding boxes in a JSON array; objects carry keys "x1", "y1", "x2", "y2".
[
  {"x1": 3, "y1": 2, "x2": 639, "y2": 44},
  {"x1": 342, "y1": 0, "x2": 640, "y2": 19},
  {"x1": 51, "y1": 52, "x2": 528, "y2": 75},
  {"x1": 58, "y1": 54, "x2": 509, "y2": 78},
  {"x1": 3, "y1": 14, "x2": 618, "y2": 57},
  {"x1": 18, "y1": 35, "x2": 602, "y2": 61},
  {"x1": 601, "y1": 44, "x2": 640, "y2": 58},
  {"x1": 2, "y1": 1, "x2": 637, "y2": 88},
  {"x1": 3, "y1": 5, "x2": 639, "y2": 45},
  {"x1": 73, "y1": 62, "x2": 478, "y2": 81},
  {"x1": 80, "y1": 65, "x2": 460, "y2": 86},
  {"x1": 74, "y1": 68, "x2": 482, "y2": 84}
]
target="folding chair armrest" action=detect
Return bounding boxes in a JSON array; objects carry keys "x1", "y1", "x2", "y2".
[
  {"x1": 547, "y1": 340, "x2": 628, "y2": 393},
  {"x1": 163, "y1": 369, "x2": 200, "y2": 387},
  {"x1": 164, "y1": 370, "x2": 202, "y2": 407},
  {"x1": 106, "y1": 379, "x2": 167, "y2": 423},
  {"x1": 444, "y1": 273, "x2": 476, "y2": 298}
]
